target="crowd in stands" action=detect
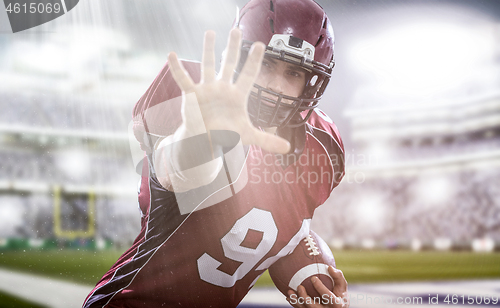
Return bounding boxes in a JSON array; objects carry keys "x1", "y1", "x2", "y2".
[{"x1": 313, "y1": 166, "x2": 500, "y2": 248}]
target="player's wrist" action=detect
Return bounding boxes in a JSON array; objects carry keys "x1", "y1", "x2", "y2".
[{"x1": 153, "y1": 127, "x2": 224, "y2": 190}]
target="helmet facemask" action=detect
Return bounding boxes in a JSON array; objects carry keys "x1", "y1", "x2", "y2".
[{"x1": 238, "y1": 36, "x2": 334, "y2": 128}]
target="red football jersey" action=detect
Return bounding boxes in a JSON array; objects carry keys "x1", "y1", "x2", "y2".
[{"x1": 83, "y1": 60, "x2": 344, "y2": 308}]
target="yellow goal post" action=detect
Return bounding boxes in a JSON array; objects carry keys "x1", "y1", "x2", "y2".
[{"x1": 53, "y1": 186, "x2": 96, "y2": 239}]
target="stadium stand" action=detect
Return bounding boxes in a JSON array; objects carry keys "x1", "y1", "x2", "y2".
[{"x1": 313, "y1": 86, "x2": 500, "y2": 250}]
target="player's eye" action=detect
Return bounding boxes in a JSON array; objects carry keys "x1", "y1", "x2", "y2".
[{"x1": 287, "y1": 70, "x2": 304, "y2": 78}]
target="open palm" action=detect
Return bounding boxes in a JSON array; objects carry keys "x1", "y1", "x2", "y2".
[{"x1": 167, "y1": 28, "x2": 290, "y2": 154}]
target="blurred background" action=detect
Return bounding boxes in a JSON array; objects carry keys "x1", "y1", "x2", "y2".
[{"x1": 0, "y1": 0, "x2": 499, "y2": 305}]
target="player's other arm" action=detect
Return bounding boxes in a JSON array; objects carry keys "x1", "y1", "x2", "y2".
[
  {"x1": 268, "y1": 230, "x2": 349, "y2": 308},
  {"x1": 288, "y1": 267, "x2": 349, "y2": 308},
  {"x1": 154, "y1": 29, "x2": 290, "y2": 192}
]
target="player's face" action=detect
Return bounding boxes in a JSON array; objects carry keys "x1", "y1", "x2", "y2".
[{"x1": 255, "y1": 57, "x2": 307, "y2": 103}]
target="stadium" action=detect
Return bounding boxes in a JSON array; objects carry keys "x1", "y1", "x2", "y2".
[
  {"x1": 0, "y1": 0, "x2": 499, "y2": 307},
  {"x1": 313, "y1": 90, "x2": 500, "y2": 251}
]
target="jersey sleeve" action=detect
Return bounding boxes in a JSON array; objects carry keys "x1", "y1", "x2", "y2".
[
  {"x1": 305, "y1": 109, "x2": 345, "y2": 191},
  {"x1": 132, "y1": 60, "x2": 201, "y2": 153}
]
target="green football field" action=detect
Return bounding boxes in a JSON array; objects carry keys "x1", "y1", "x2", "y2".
[{"x1": 1, "y1": 249, "x2": 499, "y2": 288}]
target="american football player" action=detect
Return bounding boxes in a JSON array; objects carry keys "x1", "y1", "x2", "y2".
[{"x1": 83, "y1": 0, "x2": 348, "y2": 307}]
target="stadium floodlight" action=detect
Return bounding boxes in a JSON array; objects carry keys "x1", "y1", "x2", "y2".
[
  {"x1": 412, "y1": 175, "x2": 455, "y2": 208},
  {"x1": 471, "y1": 238, "x2": 495, "y2": 252},
  {"x1": 411, "y1": 238, "x2": 422, "y2": 251},
  {"x1": 361, "y1": 238, "x2": 376, "y2": 250},
  {"x1": 12, "y1": 42, "x2": 68, "y2": 76},
  {"x1": 434, "y1": 237, "x2": 452, "y2": 251},
  {"x1": 329, "y1": 238, "x2": 344, "y2": 250},
  {"x1": 354, "y1": 193, "x2": 387, "y2": 233},
  {"x1": 0, "y1": 197, "x2": 23, "y2": 237},
  {"x1": 28, "y1": 238, "x2": 45, "y2": 248},
  {"x1": 55, "y1": 148, "x2": 91, "y2": 181},
  {"x1": 351, "y1": 21, "x2": 496, "y2": 99},
  {"x1": 366, "y1": 139, "x2": 392, "y2": 164}
]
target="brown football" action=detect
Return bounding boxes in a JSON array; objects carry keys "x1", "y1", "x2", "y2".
[{"x1": 269, "y1": 230, "x2": 336, "y2": 299}]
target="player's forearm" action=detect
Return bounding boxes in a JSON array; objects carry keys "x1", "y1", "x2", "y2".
[{"x1": 153, "y1": 124, "x2": 223, "y2": 192}]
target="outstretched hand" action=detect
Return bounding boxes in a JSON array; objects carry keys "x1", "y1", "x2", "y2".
[{"x1": 167, "y1": 28, "x2": 290, "y2": 154}]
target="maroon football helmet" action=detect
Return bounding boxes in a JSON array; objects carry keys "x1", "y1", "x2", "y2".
[{"x1": 236, "y1": 0, "x2": 335, "y2": 128}]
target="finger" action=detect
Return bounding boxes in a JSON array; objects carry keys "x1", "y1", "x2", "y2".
[
  {"x1": 168, "y1": 52, "x2": 195, "y2": 92},
  {"x1": 296, "y1": 286, "x2": 309, "y2": 306},
  {"x1": 287, "y1": 290, "x2": 306, "y2": 308},
  {"x1": 242, "y1": 127, "x2": 290, "y2": 154},
  {"x1": 235, "y1": 42, "x2": 265, "y2": 91},
  {"x1": 330, "y1": 267, "x2": 350, "y2": 308},
  {"x1": 329, "y1": 267, "x2": 348, "y2": 296},
  {"x1": 202, "y1": 30, "x2": 216, "y2": 83},
  {"x1": 311, "y1": 276, "x2": 334, "y2": 297},
  {"x1": 311, "y1": 276, "x2": 347, "y2": 308},
  {"x1": 219, "y1": 28, "x2": 242, "y2": 83},
  {"x1": 296, "y1": 285, "x2": 322, "y2": 308}
]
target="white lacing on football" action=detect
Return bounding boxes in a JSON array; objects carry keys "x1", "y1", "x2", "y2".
[{"x1": 304, "y1": 235, "x2": 320, "y2": 256}]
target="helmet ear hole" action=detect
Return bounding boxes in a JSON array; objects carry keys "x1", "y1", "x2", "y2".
[{"x1": 302, "y1": 74, "x2": 321, "y2": 98}]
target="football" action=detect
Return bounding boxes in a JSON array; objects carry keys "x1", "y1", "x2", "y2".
[{"x1": 269, "y1": 230, "x2": 336, "y2": 299}]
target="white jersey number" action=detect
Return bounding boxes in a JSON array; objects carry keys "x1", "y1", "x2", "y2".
[{"x1": 197, "y1": 208, "x2": 310, "y2": 288}]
